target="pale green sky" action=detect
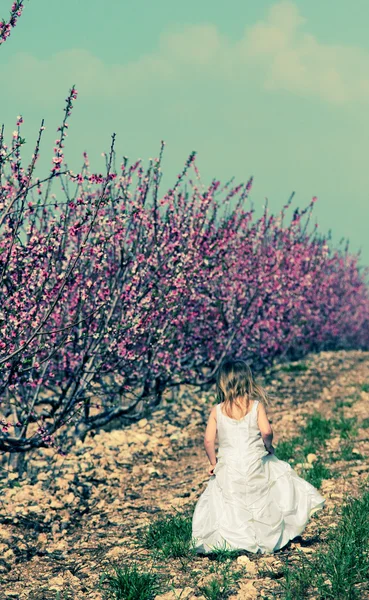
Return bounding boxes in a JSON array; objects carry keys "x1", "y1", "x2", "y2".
[{"x1": 1, "y1": 0, "x2": 369, "y2": 266}]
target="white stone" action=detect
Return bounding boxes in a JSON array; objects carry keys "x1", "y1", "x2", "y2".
[{"x1": 236, "y1": 555, "x2": 258, "y2": 574}]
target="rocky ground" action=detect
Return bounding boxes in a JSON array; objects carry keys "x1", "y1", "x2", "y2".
[{"x1": 0, "y1": 349, "x2": 368, "y2": 599}]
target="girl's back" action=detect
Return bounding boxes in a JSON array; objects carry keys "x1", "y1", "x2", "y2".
[{"x1": 215, "y1": 400, "x2": 269, "y2": 464}]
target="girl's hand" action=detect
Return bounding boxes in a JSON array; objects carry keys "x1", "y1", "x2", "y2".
[{"x1": 208, "y1": 462, "x2": 217, "y2": 475}]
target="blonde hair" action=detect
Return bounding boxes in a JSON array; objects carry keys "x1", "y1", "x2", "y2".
[{"x1": 215, "y1": 358, "x2": 270, "y2": 418}]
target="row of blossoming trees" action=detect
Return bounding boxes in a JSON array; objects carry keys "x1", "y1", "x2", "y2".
[{"x1": 1, "y1": 84, "x2": 369, "y2": 455}]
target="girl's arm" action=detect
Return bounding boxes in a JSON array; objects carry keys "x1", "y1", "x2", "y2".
[
  {"x1": 257, "y1": 402, "x2": 274, "y2": 452},
  {"x1": 204, "y1": 406, "x2": 218, "y2": 467}
]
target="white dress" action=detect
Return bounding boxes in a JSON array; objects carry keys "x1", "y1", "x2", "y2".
[{"x1": 191, "y1": 400, "x2": 326, "y2": 554}]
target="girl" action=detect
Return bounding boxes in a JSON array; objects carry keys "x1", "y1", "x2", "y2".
[{"x1": 191, "y1": 358, "x2": 326, "y2": 554}]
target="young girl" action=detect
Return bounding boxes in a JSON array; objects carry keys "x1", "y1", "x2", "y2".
[{"x1": 191, "y1": 358, "x2": 326, "y2": 554}]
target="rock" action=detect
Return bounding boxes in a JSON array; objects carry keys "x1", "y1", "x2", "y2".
[
  {"x1": 49, "y1": 575, "x2": 65, "y2": 590},
  {"x1": 50, "y1": 499, "x2": 64, "y2": 509},
  {"x1": 3, "y1": 549, "x2": 15, "y2": 562},
  {"x1": 258, "y1": 555, "x2": 278, "y2": 569},
  {"x1": 51, "y1": 522, "x2": 60, "y2": 535},
  {"x1": 13, "y1": 488, "x2": 34, "y2": 503},
  {"x1": 138, "y1": 418, "x2": 148, "y2": 428},
  {"x1": 307, "y1": 453, "x2": 318, "y2": 464},
  {"x1": 53, "y1": 540, "x2": 68, "y2": 551},
  {"x1": 64, "y1": 569, "x2": 82, "y2": 587},
  {"x1": 230, "y1": 579, "x2": 258, "y2": 599},
  {"x1": 64, "y1": 492, "x2": 75, "y2": 505},
  {"x1": 106, "y1": 546, "x2": 125, "y2": 558},
  {"x1": 131, "y1": 432, "x2": 150, "y2": 445},
  {"x1": 297, "y1": 546, "x2": 315, "y2": 553},
  {"x1": 166, "y1": 425, "x2": 177, "y2": 435},
  {"x1": 37, "y1": 533, "x2": 48, "y2": 545},
  {"x1": 236, "y1": 555, "x2": 258, "y2": 575},
  {"x1": 0, "y1": 526, "x2": 12, "y2": 542},
  {"x1": 147, "y1": 467, "x2": 162, "y2": 476},
  {"x1": 28, "y1": 505, "x2": 42, "y2": 513}
]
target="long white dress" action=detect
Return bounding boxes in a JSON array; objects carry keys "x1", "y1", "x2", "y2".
[{"x1": 191, "y1": 400, "x2": 326, "y2": 554}]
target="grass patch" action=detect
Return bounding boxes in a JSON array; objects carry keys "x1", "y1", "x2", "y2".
[
  {"x1": 361, "y1": 417, "x2": 369, "y2": 429},
  {"x1": 337, "y1": 441, "x2": 364, "y2": 462},
  {"x1": 302, "y1": 460, "x2": 332, "y2": 489},
  {"x1": 301, "y1": 412, "x2": 332, "y2": 445},
  {"x1": 198, "y1": 560, "x2": 242, "y2": 599},
  {"x1": 199, "y1": 577, "x2": 226, "y2": 600},
  {"x1": 332, "y1": 413, "x2": 358, "y2": 440},
  {"x1": 275, "y1": 412, "x2": 343, "y2": 486},
  {"x1": 335, "y1": 399, "x2": 354, "y2": 408},
  {"x1": 142, "y1": 507, "x2": 195, "y2": 559},
  {"x1": 361, "y1": 383, "x2": 369, "y2": 393},
  {"x1": 267, "y1": 555, "x2": 312, "y2": 599},
  {"x1": 271, "y1": 480, "x2": 369, "y2": 599},
  {"x1": 206, "y1": 546, "x2": 242, "y2": 563},
  {"x1": 275, "y1": 437, "x2": 302, "y2": 464},
  {"x1": 99, "y1": 562, "x2": 162, "y2": 600},
  {"x1": 275, "y1": 413, "x2": 333, "y2": 463}
]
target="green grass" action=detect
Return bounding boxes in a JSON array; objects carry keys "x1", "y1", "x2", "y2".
[
  {"x1": 334, "y1": 440, "x2": 364, "y2": 462},
  {"x1": 301, "y1": 412, "x2": 332, "y2": 445},
  {"x1": 274, "y1": 437, "x2": 302, "y2": 463},
  {"x1": 99, "y1": 563, "x2": 162, "y2": 600},
  {"x1": 274, "y1": 408, "x2": 362, "y2": 488},
  {"x1": 199, "y1": 577, "x2": 225, "y2": 600},
  {"x1": 142, "y1": 507, "x2": 195, "y2": 559},
  {"x1": 275, "y1": 413, "x2": 333, "y2": 466},
  {"x1": 270, "y1": 480, "x2": 369, "y2": 599},
  {"x1": 332, "y1": 413, "x2": 358, "y2": 440},
  {"x1": 302, "y1": 460, "x2": 332, "y2": 489},
  {"x1": 361, "y1": 383, "x2": 369, "y2": 393},
  {"x1": 198, "y1": 564, "x2": 235, "y2": 600},
  {"x1": 261, "y1": 554, "x2": 312, "y2": 600},
  {"x1": 335, "y1": 398, "x2": 354, "y2": 408},
  {"x1": 206, "y1": 546, "x2": 242, "y2": 563},
  {"x1": 276, "y1": 403, "x2": 363, "y2": 459}
]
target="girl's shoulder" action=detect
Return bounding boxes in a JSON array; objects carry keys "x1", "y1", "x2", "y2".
[{"x1": 218, "y1": 399, "x2": 258, "y2": 419}]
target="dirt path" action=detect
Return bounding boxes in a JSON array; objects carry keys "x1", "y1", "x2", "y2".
[{"x1": 0, "y1": 349, "x2": 368, "y2": 599}]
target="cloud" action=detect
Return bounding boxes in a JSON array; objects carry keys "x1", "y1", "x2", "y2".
[
  {"x1": 3, "y1": 1, "x2": 369, "y2": 107},
  {"x1": 241, "y1": 1, "x2": 369, "y2": 104}
]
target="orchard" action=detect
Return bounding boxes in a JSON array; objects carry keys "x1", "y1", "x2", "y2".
[{"x1": 1, "y1": 3, "x2": 369, "y2": 456}]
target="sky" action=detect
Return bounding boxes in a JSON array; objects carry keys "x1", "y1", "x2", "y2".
[{"x1": 1, "y1": 0, "x2": 369, "y2": 267}]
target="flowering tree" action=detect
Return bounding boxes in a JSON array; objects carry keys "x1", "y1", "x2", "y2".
[
  {"x1": 1, "y1": 87, "x2": 369, "y2": 455},
  {"x1": 0, "y1": 1, "x2": 26, "y2": 46}
]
